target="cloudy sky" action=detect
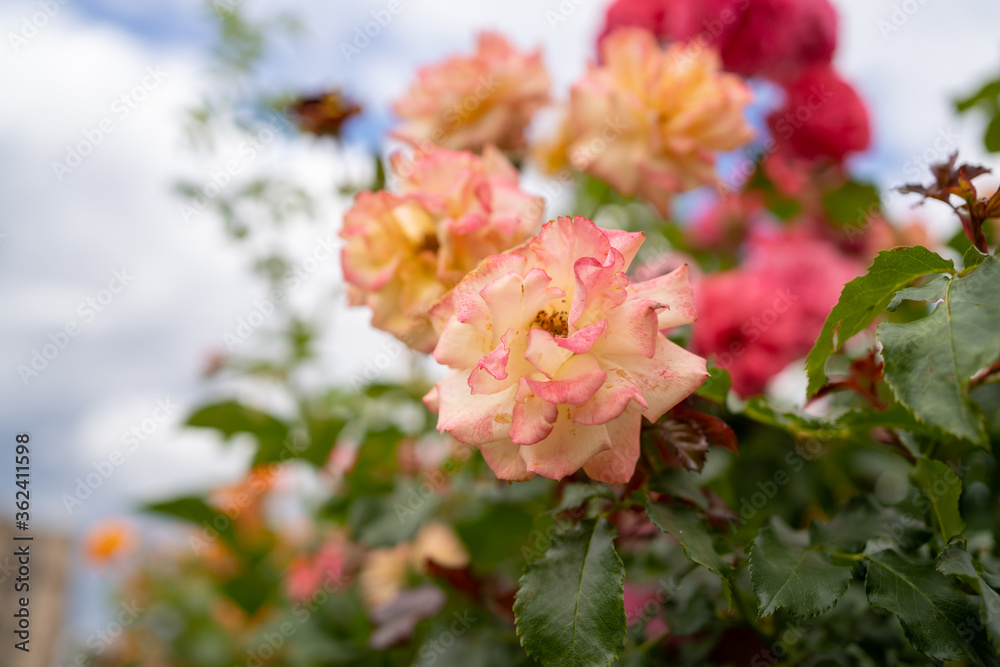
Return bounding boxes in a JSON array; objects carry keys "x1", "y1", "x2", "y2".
[{"x1": 2, "y1": 0, "x2": 999, "y2": 650}]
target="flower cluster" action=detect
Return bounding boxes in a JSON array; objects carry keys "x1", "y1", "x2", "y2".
[{"x1": 425, "y1": 216, "x2": 707, "y2": 483}]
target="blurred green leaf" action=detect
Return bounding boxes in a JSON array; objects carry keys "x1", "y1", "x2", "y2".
[
  {"x1": 911, "y1": 459, "x2": 965, "y2": 543},
  {"x1": 809, "y1": 496, "x2": 932, "y2": 554},
  {"x1": 822, "y1": 180, "x2": 881, "y2": 228}
]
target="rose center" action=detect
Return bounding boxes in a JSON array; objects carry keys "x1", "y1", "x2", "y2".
[
  {"x1": 531, "y1": 308, "x2": 568, "y2": 338},
  {"x1": 416, "y1": 233, "x2": 440, "y2": 254}
]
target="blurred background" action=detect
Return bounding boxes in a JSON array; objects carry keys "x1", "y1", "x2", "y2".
[{"x1": 2, "y1": 0, "x2": 1000, "y2": 663}]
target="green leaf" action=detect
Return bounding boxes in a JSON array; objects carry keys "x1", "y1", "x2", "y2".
[
  {"x1": 966, "y1": 244, "x2": 988, "y2": 270},
  {"x1": 696, "y1": 365, "x2": 731, "y2": 404},
  {"x1": 835, "y1": 403, "x2": 941, "y2": 441},
  {"x1": 911, "y1": 459, "x2": 965, "y2": 543},
  {"x1": 985, "y1": 113, "x2": 1000, "y2": 153},
  {"x1": 809, "y1": 495, "x2": 932, "y2": 553},
  {"x1": 865, "y1": 549, "x2": 998, "y2": 664},
  {"x1": 806, "y1": 246, "x2": 955, "y2": 397},
  {"x1": 938, "y1": 543, "x2": 1000, "y2": 652},
  {"x1": 878, "y1": 255, "x2": 1000, "y2": 445},
  {"x1": 749, "y1": 523, "x2": 852, "y2": 618},
  {"x1": 647, "y1": 468, "x2": 710, "y2": 511},
  {"x1": 514, "y1": 518, "x2": 626, "y2": 667},
  {"x1": 549, "y1": 484, "x2": 614, "y2": 515},
  {"x1": 822, "y1": 180, "x2": 881, "y2": 227},
  {"x1": 956, "y1": 78, "x2": 1000, "y2": 113},
  {"x1": 144, "y1": 496, "x2": 236, "y2": 547},
  {"x1": 299, "y1": 416, "x2": 347, "y2": 467},
  {"x1": 644, "y1": 495, "x2": 731, "y2": 591},
  {"x1": 456, "y1": 504, "x2": 537, "y2": 570},
  {"x1": 186, "y1": 400, "x2": 289, "y2": 465},
  {"x1": 886, "y1": 275, "x2": 949, "y2": 311}
]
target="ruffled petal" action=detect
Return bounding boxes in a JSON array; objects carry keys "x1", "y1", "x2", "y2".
[
  {"x1": 468, "y1": 328, "x2": 513, "y2": 394},
  {"x1": 526, "y1": 354, "x2": 606, "y2": 406},
  {"x1": 520, "y1": 412, "x2": 611, "y2": 480},
  {"x1": 556, "y1": 319, "x2": 607, "y2": 355},
  {"x1": 479, "y1": 268, "x2": 563, "y2": 334},
  {"x1": 627, "y1": 264, "x2": 697, "y2": 329},
  {"x1": 525, "y1": 327, "x2": 573, "y2": 379},
  {"x1": 452, "y1": 252, "x2": 527, "y2": 326},
  {"x1": 479, "y1": 439, "x2": 533, "y2": 481},
  {"x1": 582, "y1": 407, "x2": 642, "y2": 484},
  {"x1": 435, "y1": 372, "x2": 516, "y2": 445},
  {"x1": 510, "y1": 378, "x2": 559, "y2": 445},
  {"x1": 603, "y1": 229, "x2": 645, "y2": 271},
  {"x1": 572, "y1": 366, "x2": 648, "y2": 426},
  {"x1": 605, "y1": 337, "x2": 708, "y2": 422},
  {"x1": 592, "y1": 298, "x2": 661, "y2": 359}
]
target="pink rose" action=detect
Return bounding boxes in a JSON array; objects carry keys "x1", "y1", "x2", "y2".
[
  {"x1": 689, "y1": 0, "x2": 837, "y2": 82},
  {"x1": 392, "y1": 32, "x2": 551, "y2": 153},
  {"x1": 341, "y1": 147, "x2": 542, "y2": 352},
  {"x1": 689, "y1": 192, "x2": 766, "y2": 252},
  {"x1": 285, "y1": 534, "x2": 350, "y2": 602},
  {"x1": 550, "y1": 28, "x2": 753, "y2": 217},
  {"x1": 693, "y1": 227, "x2": 861, "y2": 395},
  {"x1": 767, "y1": 65, "x2": 871, "y2": 163},
  {"x1": 425, "y1": 216, "x2": 708, "y2": 484},
  {"x1": 598, "y1": 0, "x2": 838, "y2": 83}
]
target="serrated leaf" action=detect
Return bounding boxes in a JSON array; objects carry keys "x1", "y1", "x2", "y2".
[
  {"x1": 644, "y1": 494, "x2": 731, "y2": 592},
  {"x1": 806, "y1": 247, "x2": 955, "y2": 396},
  {"x1": 514, "y1": 518, "x2": 626, "y2": 667},
  {"x1": 749, "y1": 524, "x2": 852, "y2": 618},
  {"x1": 809, "y1": 495, "x2": 932, "y2": 554},
  {"x1": 878, "y1": 255, "x2": 1000, "y2": 445},
  {"x1": 938, "y1": 543, "x2": 1000, "y2": 652},
  {"x1": 865, "y1": 550, "x2": 998, "y2": 665},
  {"x1": 966, "y1": 244, "x2": 988, "y2": 270},
  {"x1": 911, "y1": 459, "x2": 965, "y2": 543},
  {"x1": 886, "y1": 275, "x2": 949, "y2": 311},
  {"x1": 835, "y1": 403, "x2": 941, "y2": 441}
]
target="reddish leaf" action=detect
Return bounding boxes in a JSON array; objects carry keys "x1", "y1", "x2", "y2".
[{"x1": 649, "y1": 408, "x2": 739, "y2": 472}]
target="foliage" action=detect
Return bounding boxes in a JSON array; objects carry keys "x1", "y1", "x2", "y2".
[{"x1": 75, "y1": 3, "x2": 1000, "y2": 667}]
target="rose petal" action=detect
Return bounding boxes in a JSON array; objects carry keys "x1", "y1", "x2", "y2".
[
  {"x1": 435, "y1": 372, "x2": 517, "y2": 445},
  {"x1": 520, "y1": 412, "x2": 611, "y2": 480}
]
